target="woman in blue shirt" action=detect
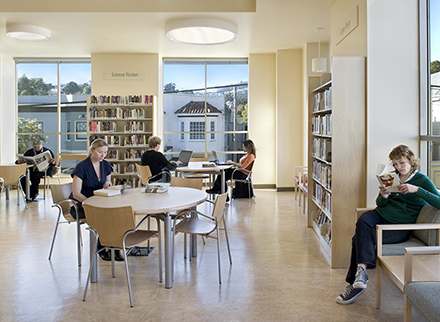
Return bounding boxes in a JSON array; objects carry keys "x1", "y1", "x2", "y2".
[{"x1": 70, "y1": 138, "x2": 118, "y2": 261}]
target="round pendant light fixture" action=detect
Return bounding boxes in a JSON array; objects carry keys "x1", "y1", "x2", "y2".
[
  {"x1": 6, "y1": 24, "x2": 51, "y2": 41},
  {"x1": 165, "y1": 18, "x2": 238, "y2": 45},
  {"x1": 312, "y1": 27, "x2": 327, "y2": 73}
]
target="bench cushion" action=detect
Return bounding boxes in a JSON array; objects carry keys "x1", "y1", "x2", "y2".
[
  {"x1": 405, "y1": 281, "x2": 440, "y2": 322},
  {"x1": 382, "y1": 237, "x2": 427, "y2": 256},
  {"x1": 413, "y1": 204, "x2": 440, "y2": 246}
]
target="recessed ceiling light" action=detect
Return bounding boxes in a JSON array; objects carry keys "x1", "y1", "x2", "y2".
[
  {"x1": 6, "y1": 24, "x2": 51, "y2": 42},
  {"x1": 165, "y1": 18, "x2": 238, "y2": 45}
]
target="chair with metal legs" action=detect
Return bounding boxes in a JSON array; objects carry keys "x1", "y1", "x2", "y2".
[
  {"x1": 48, "y1": 182, "x2": 83, "y2": 266},
  {"x1": 82, "y1": 204, "x2": 162, "y2": 307},
  {"x1": 0, "y1": 164, "x2": 28, "y2": 207},
  {"x1": 229, "y1": 161, "x2": 256, "y2": 203}
]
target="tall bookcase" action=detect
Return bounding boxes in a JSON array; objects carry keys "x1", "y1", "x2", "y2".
[
  {"x1": 87, "y1": 94, "x2": 155, "y2": 187},
  {"x1": 307, "y1": 56, "x2": 366, "y2": 268}
]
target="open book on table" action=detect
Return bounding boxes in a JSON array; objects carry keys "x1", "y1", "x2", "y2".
[
  {"x1": 376, "y1": 163, "x2": 400, "y2": 193},
  {"x1": 21, "y1": 150, "x2": 52, "y2": 172},
  {"x1": 93, "y1": 185, "x2": 124, "y2": 197}
]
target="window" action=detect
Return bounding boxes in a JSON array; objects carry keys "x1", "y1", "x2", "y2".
[
  {"x1": 420, "y1": 0, "x2": 440, "y2": 186},
  {"x1": 190, "y1": 121, "x2": 205, "y2": 140},
  {"x1": 180, "y1": 121, "x2": 185, "y2": 141},
  {"x1": 163, "y1": 59, "x2": 248, "y2": 162},
  {"x1": 16, "y1": 59, "x2": 91, "y2": 171},
  {"x1": 210, "y1": 121, "x2": 215, "y2": 140}
]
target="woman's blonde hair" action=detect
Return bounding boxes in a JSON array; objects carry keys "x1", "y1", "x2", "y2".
[
  {"x1": 148, "y1": 136, "x2": 162, "y2": 149},
  {"x1": 89, "y1": 138, "x2": 108, "y2": 152},
  {"x1": 243, "y1": 139, "x2": 256, "y2": 158},
  {"x1": 389, "y1": 144, "x2": 419, "y2": 172}
]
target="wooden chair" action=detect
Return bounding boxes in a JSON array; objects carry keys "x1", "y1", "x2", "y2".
[
  {"x1": 356, "y1": 205, "x2": 440, "y2": 311},
  {"x1": 299, "y1": 172, "x2": 308, "y2": 214},
  {"x1": 48, "y1": 182, "x2": 83, "y2": 266},
  {"x1": 173, "y1": 193, "x2": 231, "y2": 283},
  {"x1": 403, "y1": 246, "x2": 440, "y2": 322},
  {"x1": 135, "y1": 163, "x2": 152, "y2": 186},
  {"x1": 0, "y1": 164, "x2": 28, "y2": 206},
  {"x1": 82, "y1": 204, "x2": 162, "y2": 307},
  {"x1": 294, "y1": 166, "x2": 307, "y2": 200}
]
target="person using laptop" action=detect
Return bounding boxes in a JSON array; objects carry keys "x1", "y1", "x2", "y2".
[
  {"x1": 206, "y1": 139, "x2": 256, "y2": 194},
  {"x1": 141, "y1": 136, "x2": 182, "y2": 181}
]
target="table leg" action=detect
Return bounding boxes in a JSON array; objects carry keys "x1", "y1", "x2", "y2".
[
  {"x1": 26, "y1": 167, "x2": 30, "y2": 200},
  {"x1": 90, "y1": 230, "x2": 98, "y2": 283},
  {"x1": 164, "y1": 214, "x2": 173, "y2": 289},
  {"x1": 220, "y1": 169, "x2": 226, "y2": 194}
]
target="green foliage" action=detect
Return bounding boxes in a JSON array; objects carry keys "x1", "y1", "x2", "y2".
[
  {"x1": 164, "y1": 83, "x2": 177, "y2": 93},
  {"x1": 63, "y1": 81, "x2": 82, "y2": 94},
  {"x1": 239, "y1": 104, "x2": 248, "y2": 124},
  {"x1": 17, "y1": 118, "x2": 48, "y2": 154},
  {"x1": 81, "y1": 83, "x2": 91, "y2": 94},
  {"x1": 18, "y1": 74, "x2": 54, "y2": 96},
  {"x1": 224, "y1": 89, "x2": 248, "y2": 107},
  {"x1": 431, "y1": 60, "x2": 440, "y2": 74}
]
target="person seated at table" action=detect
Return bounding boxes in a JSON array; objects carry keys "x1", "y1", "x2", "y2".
[
  {"x1": 206, "y1": 139, "x2": 256, "y2": 194},
  {"x1": 69, "y1": 138, "x2": 120, "y2": 262},
  {"x1": 335, "y1": 144, "x2": 440, "y2": 305},
  {"x1": 16, "y1": 139, "x2": 56, "y2": 201},
  {"x1": 141, "y1": 136, "x2": 181, "y2": 182}
]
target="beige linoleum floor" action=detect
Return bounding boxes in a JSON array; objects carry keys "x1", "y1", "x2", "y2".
[{"x1": 0, "y1": 189, "x2": 425, "y2": 322}]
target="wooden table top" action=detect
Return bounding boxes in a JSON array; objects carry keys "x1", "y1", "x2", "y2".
[{"x1": 83, "y1": 186, "x2": 207, "y2": 215}]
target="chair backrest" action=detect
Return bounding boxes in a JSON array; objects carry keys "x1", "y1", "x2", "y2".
[
  {"x1": 135, "y1": 164, "x2": 152, "y2": 186},
  {"x1": 50, "y1": 182, "x2": 74, "y2": 219},
  {"x1": 0, "y1": 164, "x2": 28, "y2": 186},
  {"x1": 212, "y1": 193, "x2": 228, "y2": 220},
  {"x1": 413, "y1": 204, "x2": 440, "y2": 245},
  {"x1": 83, "y1": 204, "x2": 136, "y2": 248},
  {"x1": 190, "y1": 157, "x2": 209, "y2": 162},
  {"x1": 170, "y1": 176, "x2": 203, "y2": 190}
]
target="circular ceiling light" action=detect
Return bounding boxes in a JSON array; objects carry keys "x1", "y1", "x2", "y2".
[
  {"x1": 165, "y1": 18, "x2": 238, "y2": 45},
  {"x1": 6, "y1": 24, "x2": 51, "y2": 41}
]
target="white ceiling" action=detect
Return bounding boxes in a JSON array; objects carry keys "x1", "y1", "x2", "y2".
[{"x1": 0, "y1": 0, "x2": 333, "y2": 58}]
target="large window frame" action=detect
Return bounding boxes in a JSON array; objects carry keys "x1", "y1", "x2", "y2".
[
  {"x1": 15, "y1": 59, "x2": 91, "y2": 167},
  {"x1": 163, "y1": 59, "x2": 249, "y2": 161}
]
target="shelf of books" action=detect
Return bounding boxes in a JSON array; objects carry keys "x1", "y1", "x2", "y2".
[
  {"x1": 307, "y1": 57, "x2": 366, "y2": 268},
  {"x1": 87, "y1": 94, "x2": 155, "y2": 187}
]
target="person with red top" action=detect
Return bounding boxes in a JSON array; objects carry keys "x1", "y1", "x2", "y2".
[{"x1": 206, "y1": 139, "x2": 256, "y2": 194}]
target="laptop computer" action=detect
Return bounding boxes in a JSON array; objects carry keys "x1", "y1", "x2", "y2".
[
  {"x1": 211, "y1": 150, "x2": 230, "y2": 166},
  {"x1": 175, "y1": 150, "x2": 193, "y2": 167}
]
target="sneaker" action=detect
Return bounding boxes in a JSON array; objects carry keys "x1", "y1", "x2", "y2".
[
  {"x1": 353, "y1": 267, "x2": 369, "y2": 289},
  {"x1": 335, "y1": 284, "x2": 365, "y2": 305}
]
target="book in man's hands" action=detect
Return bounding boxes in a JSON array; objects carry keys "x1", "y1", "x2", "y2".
[
  {"x1": 93, "y1": 185, "x2": 123, "y2": 197},
  {"x1": 21, "y1": 150, "x2": 52, "y2": 172},
  {"x1": 376, "y1": 164, "x2": 400, "y2": 193}
]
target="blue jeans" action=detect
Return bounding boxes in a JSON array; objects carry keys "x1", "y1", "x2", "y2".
[{"x1": 345, "y1": 210, "x2": 413, "y2": 284}]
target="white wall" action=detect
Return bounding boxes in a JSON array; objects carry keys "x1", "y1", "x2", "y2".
[
  {"x1": 366, "y1": 0, "x2": 419, "y2": 205},
  {"x1": 0, "y1": 54, "x2": 16, "y2": 163}
]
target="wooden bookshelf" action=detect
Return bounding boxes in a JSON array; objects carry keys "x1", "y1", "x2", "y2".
[
  {"x1": 87, "y1": 95, "x2": 155, "y2": 187},
  {"x1": 307, "y1": 57, "x2": 366, "y2": 268}
]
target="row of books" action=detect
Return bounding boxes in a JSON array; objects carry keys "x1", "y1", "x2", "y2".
[
  {"x1": 89, "y1": 121, "x2": 147, "y2": 133},
  {"x1": 312, "y1": 209, "x2": 332, "y2": 245},
  {"x1": 110, "y1": 163, "x2": 138, "y2": 174},
  {"x1": 312, "y1": 114, "x2": 332, "y2": 136},
  {"x1": 89, "y1": 134, "x2": 149, "y2": 147},
  {"x1": 313, "y1": 181, "x2": 332, "y2": 215},
  {"x1": 312, "y1": 160, "x2": 332, "y2": 190},
  {"x1": 107, "y1": 150, "x2": 119, "y2": 160},
  {"x1": 90, "y1": 95, "x2": 153, "y2": 105},
  {"x1": 124, "y1": 149, "x2": 145, "y2": 160},
  {"x1": 112, "y1": 177, "x2": 138, "y2": 187},
  {"x1": 312, "y1": 138, "x2": 332, "y2": 162},
  {"x1": 89, "y1": 107, "x2": 149, "y2": 120},
  {"x1": 313, "y1": 88, "x2": 332, "y2": 112}
]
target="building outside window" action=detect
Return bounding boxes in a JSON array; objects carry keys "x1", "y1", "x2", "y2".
[
  {"x1": 420, "y1": 0, "x2": 440, "y2": 187},
  {"x1": 163, "y1": 59, "x2": 248, "y2": 162},
  {"x1": 16, "y1": 60, "x2": 91, "y2": 170}
]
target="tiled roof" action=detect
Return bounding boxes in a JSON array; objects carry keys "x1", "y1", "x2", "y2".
[{"x1": 174, "y1": 101, "x2": 222, "y2": 114}]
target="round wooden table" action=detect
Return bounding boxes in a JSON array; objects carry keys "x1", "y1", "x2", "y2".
[{"x1": 84, "y1": 186, "x2": 207, "y2": 288}]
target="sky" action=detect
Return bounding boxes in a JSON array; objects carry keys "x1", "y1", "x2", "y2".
[{"x1": 430, "y1": 0, "x2": 440, "y2": 62}]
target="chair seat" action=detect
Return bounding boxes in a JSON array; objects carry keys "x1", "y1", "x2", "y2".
[
  {"x1": 123, "y1": 230, "x2": 158, "y2": 248},
  {"x1": 405, "y1": 281, "x2": 440, "y2": 322},
  {"x1": 175, "y1": 218, "x2": 216, "y2": 235},
  {"x1": 382, "y1": 236, "x2": 427, "y2": 256}
]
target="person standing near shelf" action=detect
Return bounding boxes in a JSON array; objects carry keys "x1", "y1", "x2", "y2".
[
  {"x1": 206, "y1": 139, "x2": 256, "y2": 195},
  {"x1": 335, "y1": 145, "x2": 440, "y2": 305},
  {"x1": 140, "y1": 136, "x2": 181, "y2": 182},
  {"x1": 69, "y1": 138, "x2": 119, "y2": 262}
]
